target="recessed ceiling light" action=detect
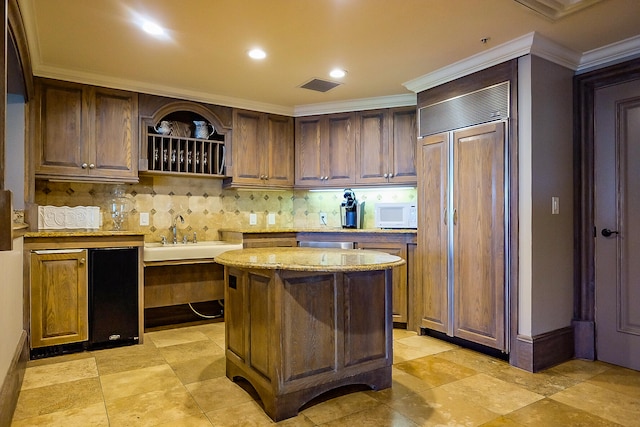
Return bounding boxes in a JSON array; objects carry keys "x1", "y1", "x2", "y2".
[
  {"x1": 329, "y1": 68, "x2": 347, "y2": 78},
  {"x1": 141, "y1": 19, "x2": 165, "y2": 36},
  {"x1": 248, "y1": 48, "x2": 267, "y2": 60}
]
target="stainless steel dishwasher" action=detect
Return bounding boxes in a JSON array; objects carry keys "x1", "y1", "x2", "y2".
[{"x1": 298, "y1": 241, "x2": 354, "y2": 249}]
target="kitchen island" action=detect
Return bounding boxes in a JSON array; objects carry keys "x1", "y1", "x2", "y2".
[{"x1": 215, "y1": 247, "x2": 405, "y2": 421}]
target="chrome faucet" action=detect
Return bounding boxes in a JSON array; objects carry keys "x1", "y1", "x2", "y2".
[{"x1": 172, "y1": 214, "x2": 184, "y2": 244}]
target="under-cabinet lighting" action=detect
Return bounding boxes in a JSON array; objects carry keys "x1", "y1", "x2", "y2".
[{"x1": 308, "y1": 186, "x2": 416, "y2": 192}]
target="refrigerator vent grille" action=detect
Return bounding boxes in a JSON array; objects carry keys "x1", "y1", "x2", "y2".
[{"x1": 419, "y1": 81, "x2": 509, "y2": 137}]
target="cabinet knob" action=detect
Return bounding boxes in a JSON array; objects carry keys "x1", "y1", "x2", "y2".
[
  {"x1": 388, "y1": 172, "x2": 394, "y2": 178},
  {"x1": 89, "y1": 164, "x2": 95, "y2": 169},
  {"x1": 80, "y1": 258, "x2": 86, "y2": 264},
  {"x1": 383, "y1": 173, "x2": 388, "y2": 178},
  {"x1": 82, "y1": 163, "x2": 88, "y2": 169},
  {"x1": 264, "y1": 175, "x2": 269, "y2": 180}
]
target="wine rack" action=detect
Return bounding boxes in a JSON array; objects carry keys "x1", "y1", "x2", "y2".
[{"x1": 146, "y1": 133, "x2": 225, "y2": 176}]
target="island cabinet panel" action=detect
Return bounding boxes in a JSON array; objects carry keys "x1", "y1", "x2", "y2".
[
  {"x1": 30, "y1": 250, "x2": 89, "y2": 348},
  {"x1": 344, "y1": 271, "x2": 387, "y2": 366},
  {"x1": 281, "y1": 273, "x2": 338, "y2": 381},
  {"x1": 224, "y1": 265, "x2": 393, "y2": 421},
  {"x1": 248, "y1": 272, "x2": 272, "y2": 378}
]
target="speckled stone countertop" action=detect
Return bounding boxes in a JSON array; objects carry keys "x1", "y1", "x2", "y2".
[
  {"x1": 215, "y1": 247, "x2": 406, "y2": 272},
  {"x1": 218, "y1": 227, "x2": 417, "y2": 234},
  {"x1": 24, "y1": 230, "x2": 146, "y2": 238}
]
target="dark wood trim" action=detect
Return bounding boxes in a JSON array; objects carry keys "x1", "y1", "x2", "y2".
[
  {"x1": 573, "y1": 58, "x2": 640, "y2": 359},
  {"x1": 0, "y1": 330, "x2": 28, "y2": 426},
  {"x1": 0, "y1": 190, "x2": 11, "y2": 250},
  {"x1": 513, "y1": 327, "x2": 574, "y2": 372},
  {"x1": 8, "y1": 0, "x2": 33, "y2": 101}
]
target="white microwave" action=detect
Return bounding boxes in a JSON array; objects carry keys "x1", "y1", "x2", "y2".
[{"x1": 374, "y1": 202, "x2": 417, "y2": 229}]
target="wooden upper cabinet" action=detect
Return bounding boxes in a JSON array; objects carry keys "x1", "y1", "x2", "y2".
[
  {"x1": 228, "y1": 109, "x2": 293, "y2": 188},
  {"x1": 34, "y1": 78, "x2": 138, "y2": 182},
  {"x1": 295, "y1": 112, "x2": 356, "y2": 188},
  {"x1": 356, "y1": 107, "x2": 416, "y2": 185}
]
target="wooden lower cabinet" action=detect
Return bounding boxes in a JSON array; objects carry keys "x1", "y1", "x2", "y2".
[
  {"x1": 356, "y1": 241, "x2": 408, "y2": 323},
  {"x1": 30, "y1": 249, "x2": 89, "y2": 348}
]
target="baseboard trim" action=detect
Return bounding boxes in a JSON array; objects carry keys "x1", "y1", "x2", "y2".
[
  {"x1": 512, "y1": 326, "x2": 574, "y2": 372},
  {"x1": 572, "y1": 319, "x2": 595, "y2": 360},
  {"x1": 0, "y1": 330, "x2": 28, "y2": 427}
]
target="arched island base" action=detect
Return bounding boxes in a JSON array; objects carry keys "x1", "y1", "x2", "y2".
[{"x1": 215, "y1": 247, "x2": 405, "y2": 421}]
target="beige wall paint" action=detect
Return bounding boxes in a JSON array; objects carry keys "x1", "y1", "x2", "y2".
[
  {"x1": 0, "y1": 237, "x2": 24, "y2": 384},
  {"x1": 519, "y1": 55, "x2": 575, "y2": 338},
  {"x1": 34, "y1": 178, "x2": 417, "y2": 241}
]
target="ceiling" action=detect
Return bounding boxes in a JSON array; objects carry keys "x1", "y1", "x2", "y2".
[{"x1": 17, "y1": 0, "x2": 640, "y2": 115}]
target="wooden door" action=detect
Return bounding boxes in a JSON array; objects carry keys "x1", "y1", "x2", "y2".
[
  {"x1": 389, "y1": 107, "x2": 417, "y2": 184},
  {"x1": 30, "y1": 249, "x2": 88, "y2": 348},
  {"x1": 324, "y1": 112, "x2": 356, "y2": 187},
  {"x1": 34, "y1": 79, "x2": 87, "y2": 177},
  {"x1": 232, "y1": 109, "x2": 265, "y2": 185},
  {"x1": 295, "y1": 116, "x2": 324, "y2": 186},
  {"x1": 356, "y1": 109, "x2": 389, "y2": 185},
  {"x1": 265, "y1": 114, "x2": 294, "y2": 187},
  {"x1": 357, "y1": 241, "x2": 407, "y2": 323},
  {"x1": 417, "y1": 133, "x2": 449, "y2": 333},
  {"x1": 453, "y1": 122, "x2": 505, "y2": 350},
  {"x1": 594, "y1": 79, "x2": 640, "y2": 371},
  {"x1": 91, "y1": 87, "x2": 138, "y2": 180}
]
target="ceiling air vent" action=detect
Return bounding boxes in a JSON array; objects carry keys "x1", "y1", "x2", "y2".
[{"x1": 299, "y1": 78, "x2": 341, "y2": 93}]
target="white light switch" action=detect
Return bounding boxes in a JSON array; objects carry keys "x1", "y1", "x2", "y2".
[
  {"x1": 140, "y1": 212, "x2": 150, "y2": 226},
  {"x1": 249, "y1": 213, "x2": 257, "y2": 225},
  {"x1": 552, "y1": 197, "x2": 560, "y2": 215},
  {"x1": 268, "y1": 213, "x2": 276, "y2": 225}
]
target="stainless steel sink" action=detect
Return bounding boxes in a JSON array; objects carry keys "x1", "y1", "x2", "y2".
[{"x1": 143, "y1": 241, "x2": 243, "y2": 262}]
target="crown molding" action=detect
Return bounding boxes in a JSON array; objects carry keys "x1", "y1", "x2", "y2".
[
  {"x1": 403, "y1": 32, "x2": 581, "y2": 94},
  {"x1": 293, "y1": 93, "x2": 417, "y2": 117},
  {"x1": 32, "y1": 64, "x2": 295, "y2": 116},
  {"x1": 578, "y1": 34, "x2": 640, "y2": 73}
]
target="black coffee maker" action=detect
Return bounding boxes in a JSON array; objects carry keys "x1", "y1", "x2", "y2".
[{"x1": 340, "y1": 189, "x2": 364, "y2": 229}]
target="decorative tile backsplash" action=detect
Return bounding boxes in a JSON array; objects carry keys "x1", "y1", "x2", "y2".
[{"x1": 34, "y1": 177, "x2": 417, "y2": 242}]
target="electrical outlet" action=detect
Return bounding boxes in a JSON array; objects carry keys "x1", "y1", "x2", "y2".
[
  {"x1": 139, "y1": 212, "x2": 150, "y2": 226},
  {"x1": 319, "y1": 212, "x2": 328, "y2": 225},
  {"x1": 249, "y1": 213, "x2": 257, "y2": 225},
  {"x1": 552, "y1": 197, "x2": 560, "y2": 215},
  {"x1": 268, "y1": 213, "x2": 276, "y2": 225}
]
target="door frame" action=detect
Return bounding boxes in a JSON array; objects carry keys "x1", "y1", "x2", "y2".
[{"x1": 573, "y1": 57, "x2": 640, "y2": 359}]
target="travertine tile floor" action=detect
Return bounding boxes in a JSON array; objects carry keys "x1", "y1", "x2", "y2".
[{"x1": 11, "y1": 322, "x2": 640, "y2": 426}]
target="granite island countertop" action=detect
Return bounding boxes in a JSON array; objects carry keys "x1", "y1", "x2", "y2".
[{"x1": 215, "y1": 246, "x2": 405, "y2": 272}]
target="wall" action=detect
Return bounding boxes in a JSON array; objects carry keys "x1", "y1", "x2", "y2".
[
  {"x1": 34, "y1": 177, "x2": 417, "y2": 241},
  {"x1": 518, "y1": 55, "x2": 574, "y2": 338},
  {"x1": 0, "y1": 236, "x2": 24, "y2": 392}
]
